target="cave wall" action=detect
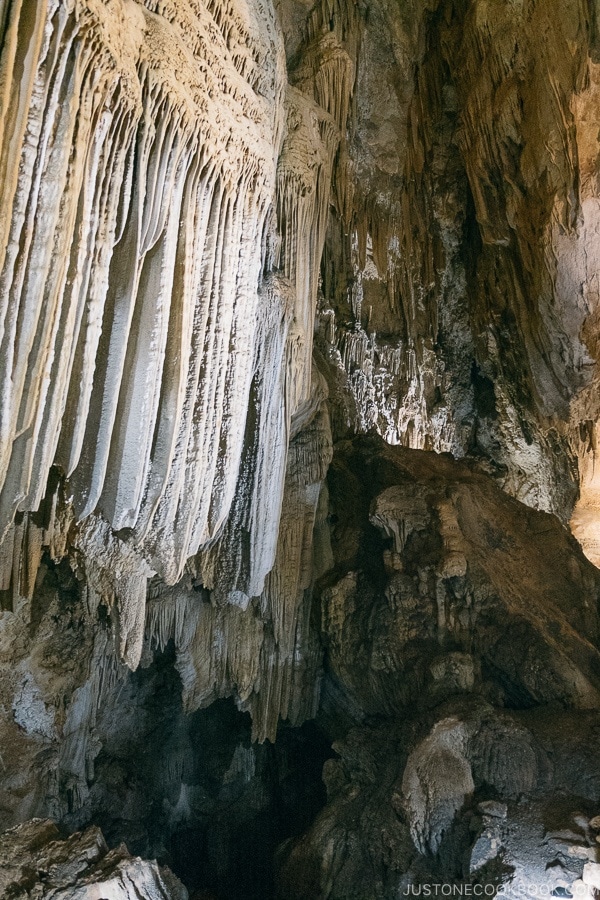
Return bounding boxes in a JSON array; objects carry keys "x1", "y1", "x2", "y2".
[
  {"x1": 315, "y1": 0, "x2": 600, "y2": 524},
  {"x1": 0, "y1": 0, "x2": 345, "y2": 849},
  {"x1": 0, "y1": 0, "x2": 343, "y2": 752},
  {"x1": 4, "y1": 0, "x2": 600, "y2": 897},
  {"x1": 276, "y1": 435, "x2": 600, "y2": 899},
  {"x1": 2, "y1": 0, "x2": 600, "y2": 758}
]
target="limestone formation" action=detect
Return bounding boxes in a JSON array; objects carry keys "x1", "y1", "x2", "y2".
[
  {"x1": 0, "y1": 0, "x2": 340, "y2": 676},
  {"x1": 8, "y1": 432, "x2": 600, "y2": 898},
  {"x1": 0, "y1": 818, "x2": 187, "y2": 899},
  {"x1": 321, "y1": 435, "x2": 600, "y2": 715},
  {"x1": 276, "y1": 702, "x2": 600, "y2": 900},
  {"x1": 5, "y1": 0, "x2": 600, "y2": 897},
  {"x1": 274, "y1": 439, "x2": 600, "y2": 899}
]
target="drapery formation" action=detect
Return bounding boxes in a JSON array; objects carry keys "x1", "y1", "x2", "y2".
[{"x1": 0, "y1": 0, "x2": 352, "y2": 697}]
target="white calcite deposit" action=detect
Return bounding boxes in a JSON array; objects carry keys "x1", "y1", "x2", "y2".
[{"x1": 0, "y1": 0, "x2": 348, "y2": 683}]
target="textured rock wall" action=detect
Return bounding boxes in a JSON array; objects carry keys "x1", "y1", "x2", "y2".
[
  {"x1": 3, "y1": 0, "x2": 600, "y2": 762},
  {"x1": 6, "y1": 0, "x2": 600, "y2": 896},
  {"x1": 0, "y1": 0, "x2": 344, "y2": 757},
  {"x1": 316, "y1": 0, "x2": 600, "y2": 528},
  {"x1": 0, "y1": 0, "x2": 339, "y2": 677},
  {"x1": 0, "y1": 818, "x2": 188, "y2": 899},
  {"x1": 276, "y1": 436, "x2": 600, "y2": 900},
  {"x1": 0, "y1": 0, "x2": 343, "y2": 842}
]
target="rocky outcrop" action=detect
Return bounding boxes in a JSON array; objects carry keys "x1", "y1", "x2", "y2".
[
  {"x1": 275, "y1": 435, "x2": 600, "y2": 899},
  {"x1": 0, "y1": 818, "x2": 187, "y2": 899},
  {"x1": 276, "y1": 703, "x2": 600, "y2": 900},
  {"x1": 320, "y1": 435, "x2": 600, "y2": 715}
]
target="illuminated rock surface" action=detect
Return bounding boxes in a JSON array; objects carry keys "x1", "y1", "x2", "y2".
[{"x1": 0, "y1": 818, "x2": 187, "y2": 899}]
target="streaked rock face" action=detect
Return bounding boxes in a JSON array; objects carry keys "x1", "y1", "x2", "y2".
[
  {"x1": 0, "y1": 3, "x2": 342, "y2": 766},
  {"x1": 0, "y1": 0, "x2": 339, "y2": 674},
  {"x1": 0, "y1": 0, "x2": 341, "y2": 852},
  {"x1": 317, "y1": 0, "x2": 599, "y2": 521}
]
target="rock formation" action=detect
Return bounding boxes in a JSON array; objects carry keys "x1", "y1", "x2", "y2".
[
  {"x1": 0, "y1": 818, "x2": 187, "y2": 899},
  {"x1": 4, "y1": 0, "x2": 600, "y2": 897},
  {"x1": 276, "y1": 436, "x2": 600, "y2": 899}
]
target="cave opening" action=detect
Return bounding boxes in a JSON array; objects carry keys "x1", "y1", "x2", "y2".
[{"x1": 81, "y1": 642, "x2": 334, "y2": 900}]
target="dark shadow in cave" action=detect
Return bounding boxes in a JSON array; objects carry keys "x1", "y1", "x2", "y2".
[{"x1": 86, "y1": 642, "x2": 333, "y2": 900}]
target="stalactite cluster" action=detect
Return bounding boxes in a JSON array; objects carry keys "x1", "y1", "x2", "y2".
[
  {"x1": 0, "y1": 0, "x2": 353, "y2": 830},
  {"x1": 6, "y1": 0, "x2": 600, "y2": 898},
  {"x1": 0, "y1": 0, "x2": 345, "y2": 688}
]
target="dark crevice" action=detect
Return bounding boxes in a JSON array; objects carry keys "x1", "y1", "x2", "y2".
[{"x1": 70, "y1": 645, "x2": 332, "y2": 900}]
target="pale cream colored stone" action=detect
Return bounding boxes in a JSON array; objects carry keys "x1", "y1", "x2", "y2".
[{"x1": 583, "y1": 862, "x2": 600, "y2": 890}]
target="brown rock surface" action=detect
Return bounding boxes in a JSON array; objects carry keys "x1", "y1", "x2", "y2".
[
  {"x1": 0, "y1": 818, "x2": 187, "y2": 899},
  {"x1": 274, "y1": 435, "x2": 600, "y2": 898},
  {"x1": 321, "y1": 434, "x2": 600, "y2": 715}
]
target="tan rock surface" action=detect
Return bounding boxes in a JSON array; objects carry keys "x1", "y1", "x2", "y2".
[{"x1": 0, "y1": 817, "x2": 187, "y2": 899}]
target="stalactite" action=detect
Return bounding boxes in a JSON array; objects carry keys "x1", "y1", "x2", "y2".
[
  {"x1": 275, "y1": 86, "x2": 339, "y2": 415},
  {"x1": 141, "y1": 395, "x2": 332, "y2": 743},
  {"x1": 0, "y1": 0, "x2": 332, "y2": 677}
]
